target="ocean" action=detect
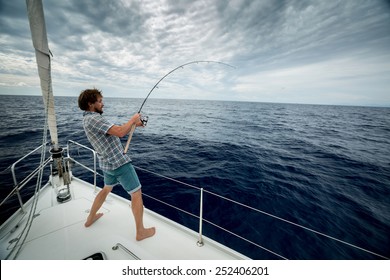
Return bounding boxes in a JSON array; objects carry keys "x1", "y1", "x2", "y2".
[{"x1": 0, "y1": 95, "x2": 389, "y2": 259}]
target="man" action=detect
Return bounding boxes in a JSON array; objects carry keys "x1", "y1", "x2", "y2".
[{"x1": 78, "y1": 88, "x2": 155, "y2": 241}]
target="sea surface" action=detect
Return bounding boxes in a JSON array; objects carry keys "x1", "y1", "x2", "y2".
[{"x1": 0, "y1": 95, "x2": 389, "y2": 259}]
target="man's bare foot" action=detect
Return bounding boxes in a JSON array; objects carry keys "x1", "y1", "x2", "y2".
[
  {"x1": 136, "y1": 227, "x2": 156, "y2": 241},
  {"x1": 84, "y1": 213, "x2": 104, "y2": 227}
]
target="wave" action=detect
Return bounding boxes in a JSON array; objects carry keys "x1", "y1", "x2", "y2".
[{"x1": 1, "y1": 96, "x2": 389, "y2": 259}]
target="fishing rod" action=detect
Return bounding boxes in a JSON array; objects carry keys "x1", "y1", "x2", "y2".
[{"x1": 123, "y1": 60, "x2": 235, "y2": 153}]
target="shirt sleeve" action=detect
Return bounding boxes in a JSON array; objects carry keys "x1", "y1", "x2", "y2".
[{"x1": 86, "y1": 114, "x2": 113, "y2": 135}]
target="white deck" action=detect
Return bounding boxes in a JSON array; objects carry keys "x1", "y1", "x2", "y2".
[{"x1": 0, "y1": 176, "x2": 249, "y2": 260}]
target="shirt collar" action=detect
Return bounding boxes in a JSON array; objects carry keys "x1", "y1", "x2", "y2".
[{"x1": 83, "y1": 111, "x2": 98, "y2": 116}]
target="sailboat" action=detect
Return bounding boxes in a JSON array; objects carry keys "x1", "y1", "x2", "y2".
[
  {"x1": 0, "y1": 0, "x2": 252, "y2": 260},
  {"x1": 1, "y1": 0, "x2": 388, "y2": 261}
]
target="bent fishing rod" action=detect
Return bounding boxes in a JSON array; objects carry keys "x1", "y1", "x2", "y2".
[{"x1": 123, "y1": 60, "x2": 235, "y2": 154}]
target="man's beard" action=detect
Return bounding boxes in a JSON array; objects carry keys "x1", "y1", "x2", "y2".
[{"x1": 96, "y1": 108, "x2": 103, "y2": 115}]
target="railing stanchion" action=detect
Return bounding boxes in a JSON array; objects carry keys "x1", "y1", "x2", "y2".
[
  {"x1": 11, "y1": 162, "x2": 25, "y2": 213},
  {"x1": 197, "y1": 187, "x2": 204, "y2": 247},
  {"x1": 67, "y1": 140, "x2": 100, "y2": 192},
  {"x1": 93, "y1": 150, "x2": 97, "y2": 190},
  {"x1": 8, "y1": 144, "x2": 47, "y2": 212}
]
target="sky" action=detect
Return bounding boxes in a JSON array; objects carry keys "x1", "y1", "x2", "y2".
[{"x1": 0, "y1": 0, "x2": 389, "y2": 106}]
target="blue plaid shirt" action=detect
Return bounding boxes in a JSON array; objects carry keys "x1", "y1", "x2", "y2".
[{"x1": 83, "y1": 111, "x2": 131, "y2": 171}]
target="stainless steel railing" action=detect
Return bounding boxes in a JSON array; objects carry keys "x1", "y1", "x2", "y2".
[
  {"x1": 64, "y1": 140, "x2": 390, "y2": 260},
  {"x1": 66, "y1": 140, "x2": 98, "y2": 190},
  {"x1": 0, "y1": 143, "x2": 51, "y2": 212},
  {"x1": 112, "y1": 243, "x2": 140, "y2": 260},
  {"x1": 2, "y1": 140, "x2": 387, "y2": 260},
  {"x1": 133, "y1": 165, "x2": 286, "y2": 258}
]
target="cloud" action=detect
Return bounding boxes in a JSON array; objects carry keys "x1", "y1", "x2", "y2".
[
  {"x1": 233, "y1": 51, "x2": 390, "y2": 105},
  {"x1": 0, "y1": 0, "x2": 389, "y2": 105}
]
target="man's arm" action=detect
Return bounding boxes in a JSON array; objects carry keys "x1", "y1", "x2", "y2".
[{"x1": 107, "y1": 113, "x2": 142, "y2": 137}]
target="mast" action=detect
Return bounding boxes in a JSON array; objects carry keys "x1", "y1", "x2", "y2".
[
  {"x1": 26, "y1": 0, "x2": 58, "y2": 148},
  {"x1": 26, "y1": 0, "x2": 70, "y2": 201}
]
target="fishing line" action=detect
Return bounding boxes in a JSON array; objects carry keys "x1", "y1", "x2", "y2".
[
  {"x1": 123, "y1": 60, "x2": 235, "y2": 153},
  {"x1": 137, "y1": 60, "x2": 235, "y2": 113}
]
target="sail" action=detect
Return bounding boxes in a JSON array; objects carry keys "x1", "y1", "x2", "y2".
[{"x1": 26, "y1": 0, "x2": 58, "y2": 147}]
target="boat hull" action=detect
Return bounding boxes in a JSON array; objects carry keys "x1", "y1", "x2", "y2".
[{"x1": 0, "y1": 175, "x2": 248, "y2": 260}]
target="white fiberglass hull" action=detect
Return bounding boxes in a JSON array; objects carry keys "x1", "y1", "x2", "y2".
[{"x1": 0, "y1": 175, "x2": 248, "y2": 260}]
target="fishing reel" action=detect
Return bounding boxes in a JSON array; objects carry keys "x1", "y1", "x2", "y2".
[{"x1": 140, "y1": 114, "x2": 149, "y2": 127}]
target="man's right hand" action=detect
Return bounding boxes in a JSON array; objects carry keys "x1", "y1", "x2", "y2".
[{"x1": 131, "y1": 113, "x2": 142, "y2": 127}]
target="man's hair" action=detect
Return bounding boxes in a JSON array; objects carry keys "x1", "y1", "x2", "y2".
[{"x1": 78, "y1": 88, "x2": 103, "y2": 111}]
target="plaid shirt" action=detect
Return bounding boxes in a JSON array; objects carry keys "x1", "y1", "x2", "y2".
[{"x1": 83, "y1": 111, "x2": 131, "y2": 171}]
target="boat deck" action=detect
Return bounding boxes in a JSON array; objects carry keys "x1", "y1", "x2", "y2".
[{"x1": 0, "y1": 176, "x2": 248, "y2": 260}]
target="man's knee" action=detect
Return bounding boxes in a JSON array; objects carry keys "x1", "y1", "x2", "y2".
[
  {"x1": 102, "y1": 186, "x2": 113, "y2": 194},
  {"x1": 131, "y1": 189, "x2": 142, "y2": 199}
]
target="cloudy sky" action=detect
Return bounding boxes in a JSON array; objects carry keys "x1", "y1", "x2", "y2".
[{"x1": 0, "y1": 0, "x2": 389, "y2": 106}]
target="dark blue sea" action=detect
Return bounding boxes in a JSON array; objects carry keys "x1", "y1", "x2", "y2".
[{"x1": 1, "y1": 95, "x2": 389, "y2": 260}]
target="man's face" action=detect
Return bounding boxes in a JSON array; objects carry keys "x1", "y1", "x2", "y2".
[{"x1": 91, "y1": 97, "x2": 104, "y2": 114}]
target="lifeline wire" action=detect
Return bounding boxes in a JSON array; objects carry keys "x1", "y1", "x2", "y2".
[{"x1": 134, "y1": 165, "x2": 389, "y2": 260}]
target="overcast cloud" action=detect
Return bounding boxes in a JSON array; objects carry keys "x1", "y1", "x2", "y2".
[{"x1": 0, "y1": 0, "x2": 389, "y2": 106}]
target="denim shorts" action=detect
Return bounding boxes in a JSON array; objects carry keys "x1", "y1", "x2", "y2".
[{"x1": 103, "y1": 162, "x2": 141, "y2": 194}]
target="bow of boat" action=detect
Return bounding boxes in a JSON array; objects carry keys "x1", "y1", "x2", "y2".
[{"x1": 0, "y1": 171, "x2": 248, "y2": 260}]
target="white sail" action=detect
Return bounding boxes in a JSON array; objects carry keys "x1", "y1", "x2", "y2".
[{"x1": 26, "y1": 0, "x2": 58, "y2": 147}]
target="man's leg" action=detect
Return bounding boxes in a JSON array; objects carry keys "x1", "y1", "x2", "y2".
[
  {"x1": 84, "y1": 186, "x2": 112, "y2": 227},
  {"x1": 131, "y1": 189, "x2": 156, "y2": 241}
]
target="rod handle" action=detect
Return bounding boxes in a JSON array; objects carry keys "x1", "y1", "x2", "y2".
[{"x1": 123, "y1": 124, "x2": 136, "y2": 154}]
